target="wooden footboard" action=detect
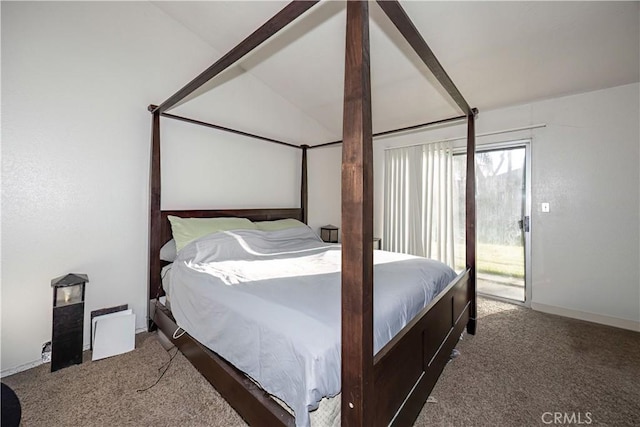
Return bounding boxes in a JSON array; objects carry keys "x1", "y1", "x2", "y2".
[
  {"x1": 149, "y1": 268, "x2": 472, "y2": 427},
  {"x1": 373, "y1": 269, "x2": 472, "y2": 426}
]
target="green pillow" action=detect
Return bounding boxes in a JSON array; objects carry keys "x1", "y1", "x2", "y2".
[
  {"x1": 254, "y1": 218, "x2": 306, "y2": 231},
  {"x1": 168, "y1": 216, "x2": 256, "y2": 251}
]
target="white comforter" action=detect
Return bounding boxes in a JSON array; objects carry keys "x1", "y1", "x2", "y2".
[{"x1": 167, "y1": 226, "x2": 455, "y2": 427}]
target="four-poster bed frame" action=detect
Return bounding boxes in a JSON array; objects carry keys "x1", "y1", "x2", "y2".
[{"x1": 147, "y1": 1, "x2": 477, "y2": 426}]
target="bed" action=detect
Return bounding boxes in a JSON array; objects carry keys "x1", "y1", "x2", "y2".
[
  {"x1": 147, "y1": 2, "x2": 477, "y2": 426},
  {"x1": 161, "y1": 222, "x2": 458, "y2": 426}
]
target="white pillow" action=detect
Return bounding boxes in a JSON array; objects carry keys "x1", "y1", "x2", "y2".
[
  {"x1": 254, "y1": 218, "x2": 306, "y2": 231},
  {"x1": 159, "y1": 239, "x2": 177, "y2": 262}
]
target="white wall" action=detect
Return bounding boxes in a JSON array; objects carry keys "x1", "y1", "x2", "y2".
[
  {"x1": 1, "y1": 2, "x2": 304, "y2": 375},
  {"x1": 161, "y1": 119, "x2": 300, "y2": 210},
  {"x1": 308, "y1": 83, "x2": 640, "y2": 330},
  {"x1": 3, "y1": 2, "x2": 638, "y2": 376},
  {"x1": 307, "y1": 145, "x2": 342, "y2": 233},
  {"x1": 527, "y1": 84, "x2": 639, "y2": 329}
]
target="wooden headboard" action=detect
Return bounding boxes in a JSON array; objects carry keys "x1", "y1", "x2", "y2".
[{"x1": 149, "y1": 208, "x2": 304, "y2": 301}]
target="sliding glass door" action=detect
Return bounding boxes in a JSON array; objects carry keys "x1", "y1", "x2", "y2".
[{"x1": 453, "y1": 141, "x2": 530, "y2": 303}]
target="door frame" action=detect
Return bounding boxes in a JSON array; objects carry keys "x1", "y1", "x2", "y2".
[{"x1": 455, "y1": 139, "x2": 532, "y2": 306}]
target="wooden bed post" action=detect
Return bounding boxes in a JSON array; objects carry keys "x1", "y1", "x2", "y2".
[
  {"x1": 148, "y1": 106, "x2": 162, "y2": 327},
  {"x1": 466, "y1": 112, "x2": 477, "y2": 335},
  {"x1": 341, "y1": 1, "x2": 374, "y2": 426},
  {"x1": 301, "y1": 144, "x2": 309, "y2": 224}
]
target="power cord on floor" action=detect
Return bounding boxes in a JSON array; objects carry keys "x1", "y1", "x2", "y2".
[
  {"x1": 172, "y1": 327, "x2": 186, "y2": 339},
  {"x1": 136, "y1": 346, "x2": 180, "y2": 392}
]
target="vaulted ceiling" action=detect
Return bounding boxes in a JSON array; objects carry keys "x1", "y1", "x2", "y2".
[{"x1": 152, "y1": 1, "x2": 639, "y2": 145}]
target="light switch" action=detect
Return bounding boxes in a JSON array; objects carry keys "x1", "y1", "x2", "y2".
[{"x1": 541, "y1": 202, "x2": 550, "y2": 213}]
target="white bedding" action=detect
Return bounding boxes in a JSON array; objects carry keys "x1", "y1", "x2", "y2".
[{"x1": 167, "y1": 226, "x2": 456, "y2": 427}]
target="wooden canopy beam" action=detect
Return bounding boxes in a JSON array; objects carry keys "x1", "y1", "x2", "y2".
[
  {"x1": 341, "y1": 1, "x2": 374, "y2": 426},
  {"x1": 158, "y1": 109, "x2": 300, "y2": 149},
  {"x1": 151, "y1": 106, "x2": 478, "y2": 151},
  {"x1": 309, "y1": 110, "x2": 477, "y2": 149},
  {"x1": 376, "y1": 0, "x2": 473, "y2": 116},
  {"x1": 154, "y1": 1, "x2": 318, "y2": 114}
]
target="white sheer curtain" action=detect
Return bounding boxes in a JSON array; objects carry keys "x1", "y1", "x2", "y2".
[{"x1": 383, "y1": 141, "x2": 455, "y2": 267}]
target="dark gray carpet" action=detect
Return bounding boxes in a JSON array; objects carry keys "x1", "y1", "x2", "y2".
[
  {"x1": 414, "y1": 300, "x2": 640, "y2": 426},
  {"x1": 3, "y1": 298, "x2": 639, "y2": 426}
]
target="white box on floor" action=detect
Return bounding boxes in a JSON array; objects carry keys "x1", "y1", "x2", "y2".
[{"x1": 91, "y1": 309, "x2": 135, "y2": 361}]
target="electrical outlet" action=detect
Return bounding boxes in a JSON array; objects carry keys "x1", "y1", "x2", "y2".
[{"x1": 41, "y1": 341, "x2": 52, "y2": 363}]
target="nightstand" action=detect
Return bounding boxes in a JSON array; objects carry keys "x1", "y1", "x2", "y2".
[
  {"x1": 373, "y1": 237, "x2": 381, "y2": 250},
  {"x1": 320, "y1": 225, "x2": 339, "y2": 243}
]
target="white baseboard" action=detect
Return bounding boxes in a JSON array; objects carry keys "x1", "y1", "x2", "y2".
[
  {"x1": 0, "y1": 359, "x2": 43, "y2": 378},
  {"x1": 531, "y1": 302, "x2": 640, "y2": 332},
  {"x1": 1, "y1": 327, "x2": 149, "y2": 378}
]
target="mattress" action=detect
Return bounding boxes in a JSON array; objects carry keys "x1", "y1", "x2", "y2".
[{"x1": 166, "y1": 226, "x2": 456, "y2": 427}]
